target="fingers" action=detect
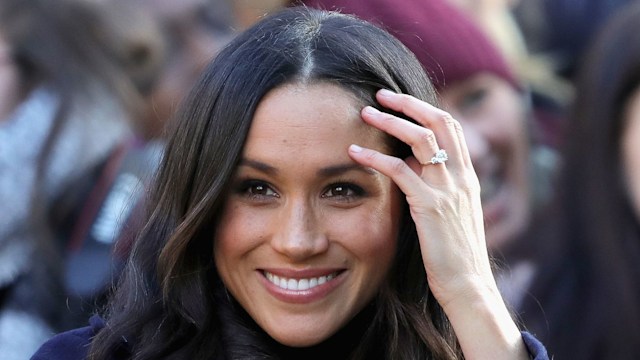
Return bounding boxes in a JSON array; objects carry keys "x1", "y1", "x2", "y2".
[
  {"x1": 375, "y1": 89, "x2": 474, "y2": 169},
  {"x1": 348, "y1": 144, "x2": 430, "y2": 199},
  {"x1": 361, "y1": 106, "x2": 446, "y2": 172}
]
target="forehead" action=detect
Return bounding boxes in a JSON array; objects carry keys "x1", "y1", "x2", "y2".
[
  {"x1": 259, "y1": 82, "x2": 363, "y2": 119},
  {"x1": 244, "y1": 82, "x2": 388, "y2": 159}
]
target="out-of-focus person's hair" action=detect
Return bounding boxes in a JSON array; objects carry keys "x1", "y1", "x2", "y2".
[{"x1": 518, "y1": 2, "x2": 640, "y2": 359}]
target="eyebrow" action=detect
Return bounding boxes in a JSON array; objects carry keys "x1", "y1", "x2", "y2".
[{"x1": 238, "y1": 158, "x2": 378, "y2": 177}]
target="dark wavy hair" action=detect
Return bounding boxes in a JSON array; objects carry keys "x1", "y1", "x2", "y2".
[
  {"x1": 518, "y1": 2, "x2": 640, "y2": 359},
  {"x1": 90, "y1": 7, "x2": 462, "y2": 359}
]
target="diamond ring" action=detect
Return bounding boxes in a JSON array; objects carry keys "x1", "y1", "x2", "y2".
[{"x1": 427, "y1": 149, "x2": 448, "y2": 165}]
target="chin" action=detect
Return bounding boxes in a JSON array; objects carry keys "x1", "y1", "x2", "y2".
[{"x1": 268, "y1": 329, "x2": 331, "y2": 348}]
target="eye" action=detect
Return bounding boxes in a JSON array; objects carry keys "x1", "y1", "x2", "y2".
[
  {"x1": 237, "y1": 180, "x2": 279, "y2": 200},
  {"x1": 458, "y1": 88, "x2": 488, "y2": 113},
  {"x1": 321, "y1": 183, "x2": 364, "y2": 200}
]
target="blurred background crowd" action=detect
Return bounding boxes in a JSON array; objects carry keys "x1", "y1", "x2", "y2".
[{"x1": 0, "y1": 0, "x2": 638, "y2": 359}]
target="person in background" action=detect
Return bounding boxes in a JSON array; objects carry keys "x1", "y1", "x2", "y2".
[
  {"x1": 0, "y1": 0, "x2": 164, "y2": 358},
  {"x1": 31, "y1": 7, "x2": 547, "y2": 360},
  {"x1": 133, "y1": 0, "x2": 237, "y2": 140},
  {"x1": 446, "y1": 0, "x2": 528, "y2": 78},
  {"x1": 55, "y1": 0, "x2": 238, "y2": 329},
  {"x1": 445, "y1": 0, "x2": 572, "y2": 149},
  {"x1": 297, "y1": 0, "x2": 558, "y2": 308},
  {"x1": 516, "y1": 2, "x2": 640, "y2": 358}
]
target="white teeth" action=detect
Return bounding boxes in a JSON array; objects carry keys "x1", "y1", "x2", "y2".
[
  {"x1": 264, "y1": 271, "x2": 337, "y2": 290},
  {"x1": 287, "y1": 279, "x2": 296, "y2": 289},
  {"x1": 298, "y1": 279, "x2": 309, "y2": 290}
]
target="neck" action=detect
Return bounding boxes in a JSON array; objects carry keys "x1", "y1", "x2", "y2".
[
  {"x1": 216, "y1": 286, "x2": 377, "y2": 359},
  {"x1": 268, "y1": 303, "x2": 376, "y2": 360}
]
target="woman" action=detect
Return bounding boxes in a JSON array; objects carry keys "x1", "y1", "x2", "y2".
[
  {"x1": 517, "y1": 2, "x2": 640, "y2": 359},
  {"x1": 32, "y1": 7, "x2": 546, "y2": 359}
]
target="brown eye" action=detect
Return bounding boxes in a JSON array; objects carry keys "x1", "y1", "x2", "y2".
[
  {"x1": 237, "y1": 180, "x2": 279, "y2": 199},
  {"x1": 321, "y1": 183, "x2": 364, "y2": 199},
  {"x1": 249, "y1": 184, "x2": 277, "y2": 197},
  {"x1": 328, "y1": 185, "x2": 350, "y2": 197},
  {"x1": 250, "y1": 184, "x2": 269, "y2": 195}
]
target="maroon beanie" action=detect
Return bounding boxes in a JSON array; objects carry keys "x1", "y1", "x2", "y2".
[{"x1": 298, "y1": 0, "x2": 518, "y2": 90}]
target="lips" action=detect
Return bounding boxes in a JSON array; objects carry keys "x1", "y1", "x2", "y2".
[
  {"x1": 264, "y1": 271, "x2": 339, "y2": 291},
  {"x1": 259, "y1": 269, "x2": 345, "y2": 304}
]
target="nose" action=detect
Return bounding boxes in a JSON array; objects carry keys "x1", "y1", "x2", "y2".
[{"x1": 271, "y1": 199, "x2": 329, "y2": 261}]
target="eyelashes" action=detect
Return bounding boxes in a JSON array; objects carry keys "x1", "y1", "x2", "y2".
[
  {"x1": 234, "y1": 179, "x2": 367, "y2": 203},
  {"x1": 321, "y1": 183, "x2": 365, "y2": 200},
  {"x1": 237, "y1": 180, "x2": 279, "y2": 200}
]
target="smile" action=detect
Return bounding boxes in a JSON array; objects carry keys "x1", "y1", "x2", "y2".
[{"x1": 263, "y1": 271, "x2": 339, "y2": 291}]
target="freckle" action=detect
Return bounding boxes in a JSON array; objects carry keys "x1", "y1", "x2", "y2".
[{"x1": 282, "y1": 139, "x2": 287, "y2": 144}]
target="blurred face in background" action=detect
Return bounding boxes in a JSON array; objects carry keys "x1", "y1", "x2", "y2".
[
  {"x1": 140, "y1": 0, "x2": 236, "y2": 138},
  {"x1": 622, "y1": 85, "x2": 640, "y2": 219},
  {"x1": 439, "y1": 73, "x2": 530, "y2": 250}
]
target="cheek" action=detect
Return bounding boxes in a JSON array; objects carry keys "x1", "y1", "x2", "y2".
[
  {"x1": 214, "y1": 203, "x2": 266, "y2": 267},
  {"x1": 333, "y1": 210, "x2": 395, "y2": 253},
  {"x1": 327, "y1": 189, "x2": 402, "y2": 263}
]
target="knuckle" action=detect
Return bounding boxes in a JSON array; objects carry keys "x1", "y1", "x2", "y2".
[
  {"x1": 461, "y1": 174, "x2": 481, "y2": 194},
  {"x1": 388, "y1": 157, "x2": 407, "y2": 175},
  {"x1": 362, "y1": 149, "x2": 380, "y2": 163},
  {"x1": 438, "y1": 111, "x2": 456, "y2": 125},
  {"x1": 460, "y1": 183, "x2": 478, "y2": 198},
  {"x1": 444, "y1": 116, "x2": 463, "y2": 132},
  {"x1": 379, "y1": 112, "x2": 397, "y2": 125},
  {"x1": 418, "y1": 129, "x2": 436, "y2": 145}
]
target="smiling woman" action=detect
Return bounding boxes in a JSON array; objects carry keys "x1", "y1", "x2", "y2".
[
  {"x1": 31, "y1": 6, "x2": 547, "y2": 360},
  {"x1": 214, "y1": 83, "x2": 401, "y2": 347}
]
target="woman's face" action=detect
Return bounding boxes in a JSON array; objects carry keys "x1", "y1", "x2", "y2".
[
  {"x1": 622, "y1": 85, "x2": 640, "y2": 218},
  {"x1": 214, "y1": 82, "x2": 402, "y2": 347},
  {"x1": 439, "y1": 73, "x2": 530, "y2": 250}
]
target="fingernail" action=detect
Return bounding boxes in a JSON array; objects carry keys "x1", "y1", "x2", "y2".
[
  {"x1": 378, "y1": 89, "x2": 395, "y2": 97},
  {"x1": 349, "y1": 144, "x2": 363, "y2": 153},
  {"x1": 363, "y1": 106, "x2": 378, "y2": 114}
]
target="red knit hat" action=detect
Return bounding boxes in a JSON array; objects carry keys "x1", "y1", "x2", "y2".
[{"x1": 298, "y1": 0, "x2": 519, "y2": 90}]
